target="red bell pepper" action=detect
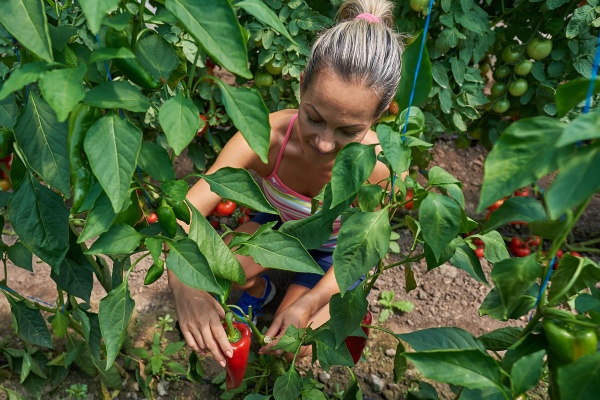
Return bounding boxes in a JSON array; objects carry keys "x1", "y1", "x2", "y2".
[
  {"x1": 344, "y1": 310, "x2": 372, "y2": 364},
  {"x1": 223, "y1": 312, "x2": 251, "y2": 390}
]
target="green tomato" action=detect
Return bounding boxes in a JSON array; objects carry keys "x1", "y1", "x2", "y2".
[
  {"x1": 502, "y1": 45, "x2": 521, "y2": 63},
  {"x1": 254, "y1": 72, "x2": 273, "y2": 88},
  {"x1": 494, "y1": 65, "x2": 511, "y2": 79},
  {"x1": 491, "y1": 82, "x2": 507, "y2": 97},
  {"x1": 479, "y1": 62, "x2": 491, "y2": 76},
  {"x1": 410, "y1": 0, "x2": 430, "y2": 12},
  {"x1": 527, "y1": 37, "x2": 553, "y2": 60},
  {"x1": 469, "y1": 127, "x2": 483, "y2": 140},
  {"x1": 514, "y1": 60, "x2": 533, "y2": 76},
  {"x1": 493, "y1": 98, "x2": 510, "y2": 114},
  {"x1": 266, "y1": 59, "x2": 285, "y2": 75},
  {"x1": 508, "y1": 78, "x2": 528, "y2": 97}
]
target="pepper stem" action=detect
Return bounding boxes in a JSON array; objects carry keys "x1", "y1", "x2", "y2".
[{"x1": 225, "y1": 312, "x2": 241, "y2": 343}]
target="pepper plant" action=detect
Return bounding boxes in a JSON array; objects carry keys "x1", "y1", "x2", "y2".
[{"x1": 0, "y1": 1, "x2": 600, "y2": 400}]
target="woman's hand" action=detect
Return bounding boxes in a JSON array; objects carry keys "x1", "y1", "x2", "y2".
[
  {"x1": 258, "y1": 295, "x2": 314, "y2": 356},
  {"x1": 169, "y1": 271, "x2": 233, "y2": 367}
]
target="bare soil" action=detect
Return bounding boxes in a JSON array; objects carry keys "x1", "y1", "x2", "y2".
[{"x1": 1, "y1": 138, "x2": 599, "y2": 400}]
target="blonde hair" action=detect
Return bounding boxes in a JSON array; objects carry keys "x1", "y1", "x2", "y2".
[{"x1": 302, "y1": 0, "x2": 404, "y2": 117}]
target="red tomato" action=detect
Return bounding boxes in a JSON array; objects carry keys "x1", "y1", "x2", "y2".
[
  {"x1": 472, "y1": 238, "x2": 485, "y2": 247},
  {"x1": 475, "y1": 247, "x2": 485, "y2": 259},
  {"x1": 147, "y1": 212, "x2": 158, "y2": 224},
  {"x1": 513, "y1": 247, "x2": 531, "y2": 257},
  {"x1": 404, "y1": 189, "x2": 414, "y2": 210},
  {"x1": 197, "y1": 115, "x2": 208, "y2": 136},
  {"x1": 238, "y1": 215, "x2": 250, "y2": 225},
  {"x1": 513, "y1": 187, "x2": 530, "y2": 197},
  {"x1": 210, "y1": 218, "x2": 220, "y2": 229},
  {"x1": 528, "y1": 236, "x2": 541, "y2": 247},
  {"x1": 216, "y1": 200, "x2": 236, "y2": 216},
  {"x1": 556, "y1": 249, "x2": 563, "y2": 259},
  {"x1": 487, "y1": 198, "x2": 506, "y2": 212}
]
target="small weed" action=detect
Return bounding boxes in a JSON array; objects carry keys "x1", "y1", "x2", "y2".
[{"x1": 378, "y1": 290, "x2": 415, "y2": 322}]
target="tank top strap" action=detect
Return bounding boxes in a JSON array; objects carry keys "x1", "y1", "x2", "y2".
[{"x1": 268, "y1": 113, "x2": 297, "y2": 178}]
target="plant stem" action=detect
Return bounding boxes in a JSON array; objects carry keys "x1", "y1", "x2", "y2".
[
  {"x1": 362, "y1": 324, "x2": 401, "y2": 341},
  {"x1": 383, "y1": 253, "x2": 425, "y2": 270},
  {"x1": 130, "y1": 0, "x2": 145, "y2": 50},
  {"x1": 187, "y1": 45, "x2": 201, "y2": 99}
]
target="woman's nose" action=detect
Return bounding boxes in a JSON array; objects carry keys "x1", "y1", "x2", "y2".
[{"x1": 315, "y1": 132, "x2": 335, "y2": 153}]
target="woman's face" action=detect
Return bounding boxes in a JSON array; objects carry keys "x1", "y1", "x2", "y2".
[{"x1": 296, "y1": 68, "x2": 380, "y2": 165}]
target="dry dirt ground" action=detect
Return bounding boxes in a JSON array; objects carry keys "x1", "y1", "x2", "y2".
[{"x1": 1, "y1": 138, "x2": 599, "y2": 400}]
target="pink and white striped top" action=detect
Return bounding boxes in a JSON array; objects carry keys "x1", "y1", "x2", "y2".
[{"x1": 262, "y1": 114, "x2": 341, "y2": 251}]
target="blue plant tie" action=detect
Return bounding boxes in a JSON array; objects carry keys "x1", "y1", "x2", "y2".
[
  {"x1": 1, "y1": 284, "x2": 57, "y2": 309},
  {"x1": 530, "y1": 257, "x2": 556, "y2": 321},
  {"x1": 390, "y1": 0, "x2": 434, "y2": 202},
  {"x1": 583, "y1": 29, "x2": 600, "y2": 114}
]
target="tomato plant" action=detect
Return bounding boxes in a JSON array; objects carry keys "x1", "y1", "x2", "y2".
[
  {"x1": 527, "y1": 36, "x2": 553, "y2": 60},
  {"x1": 147, "y1": 212, "x2": 159, "y2": 224},
  {"x1": 514, "y1": 59, "x2": 533, "y2": 76},
  {"x1": 502, "y1": 45, "x2": 522, "y2": 63},
  {"x1": 409, "y1": 0, "x2": 430, "y2": 13},
  {"x1": 508, "y1": 79, "x2": 529, "y2": 97}
]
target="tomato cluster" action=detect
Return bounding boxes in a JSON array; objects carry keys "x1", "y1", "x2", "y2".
[
  {"x1": 207, "y1": 201, "x2": 255, "y2": 230},
  {"x1": 486, "y1": 186, "x2": 530, "y2": 221}
]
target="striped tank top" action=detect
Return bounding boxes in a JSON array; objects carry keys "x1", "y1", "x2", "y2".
[{"x1": 262, "y1": 114, "x2": 341, "y2": 251}]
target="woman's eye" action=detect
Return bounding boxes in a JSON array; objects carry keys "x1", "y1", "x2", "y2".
[
  {"x1": 307, "y1": 115, "x2": 320, "y2": 124},
  {"x1": 343, "y1": 130, "x2": 359, "y2": 137}
]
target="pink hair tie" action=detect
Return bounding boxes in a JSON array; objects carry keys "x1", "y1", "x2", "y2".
[{"x1": 355, "y1": 13, "x2": 381, "y2": 23}]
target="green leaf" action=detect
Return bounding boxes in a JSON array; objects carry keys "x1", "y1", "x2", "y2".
[
  {"x1": 556, "y1": 78, "x2": 600, "y2": 118},
  {"x1": 135, "y1": 32, "x2": 178, "y2": 82},
  {"x1": 76, "y1": 309, "x2": 101, "y2": 358},
  {"x1": 188, "y1": 204, "x2": 245, "y2": 285},
  {"x1": 396, "y1": 31, "x2": 432, "y2": 111},
  {"x1": 86, "y1": 224, "x2": 144, "y2": 255},
  {"x1": 273, "y1": 367, "x2": 303, "y2": 400},
  {"x1": 330, "y1": 143, "x2": 376, "y2": 208},
  {"x1": 314, "y1": 329, "x2": 355, "y2": 370},
  {"x1": 138, "y1": 142, "x2": 176, "y2": 181},
  {"x1": 0, "y1": 0, "x2": 53, "y2": 62},
  {"x1": 51, "y1": 312, "x2": 69, "y2": 339},
  {"x1": 376, "y1": 125, "x2": 410, "y2": 175},
  {"x1": 427, "y1": 166, "x2": 461, "y2": 186},
  {"x1": 166, "y1": 238, "x2": 222, "y2": 295},
  {"x1": 165, "y1": 0, "x2": 251, "y2": 79},
  {"x1": 234, "y1": 0, "x2": 296, "y2": 44},
  {"x1": 484, "y1": 196, "x2": 548, "y2": 231},
  {"x1": 6, "y1": 297, "x2": 52, "y2": 348},
  {"x1": 99, "y1": 279, "x2": 135, "y2": 369},
  {"x1": 78, "y1": 191, "x2": 117, "y2": 243},
  {"x1": 0, "y1": 386, "x2": 28, "y2": 400},
  {"x1": 84, "y1": 114, "x2": 142, "y2": 213},
  {"x1": 398, "y1": 327, "x2": 487, "y2": 353},
  {"x1": 236, "y1": 231, "x2": 323, "y2": 274},
  {"x1": 38, "y1": 64, "x2": 87, "y2": 122},
  {"x1": 160, "y1": 180, "x2": 189, "y2": 201},
  {"x1": 404, "y1": 349, "x2": 506, "y2": 394},
  {"x1": 7, "y1": 242, "x2": 33, "y2": 272},
  {"x1": 548, "y1": 254, "x2": 600, "y2": 305},
  {"x1": 88, "y1": 47, "x2": 135, "y2": 64},
  {"x1": 419, "y1": 193, "x2": 461, "y2": 260},
  {"x1": 83, "y1": 81, "x2": 152, "y2": 113},
  {"x1": 159, "y1": 92, "x2": 200, "y2": 156},
  {"x1": 479, "y1": 286, "x2": 537, "y2": 322},
  {"x1": 341, "y1": 372, "x2": 363, "y2": 400},
  {"x1": 557, "y1": 352, "x2": 600, "y2": 399},
  {"x1": 14, "y1": 94, "x2": 70, "y2": 196},
  {"x1": 449, "y1": 242, "x2": 488, "y2": 285},
  {"x1": 510, "y1": 349, "x2": 544, "y2": 395},
  {"x1": 202, "y1": 167, "x2": 278, "y2": 214},
  {"x1": 477, "y1": 231, "x2": 510, "y2": 263},
  {"x1": 478, "y1": 117, "x2": 568, "y2": 211},
  {"x1": 357, "y1": 184, "x2": 383, "y2": 212},
  {"x1": 90, "y1": 356, "x2": 123, "y2": 389},
  {"x1": 546, "y1": 142, "x2": 600, "y2": 220},
  {"x1": 558, "y1": 111, "x2": 600, "y2": 147},
  {"x1": 491, "y1": 255, "x2": 541, "y2": 320},
  {"x1": 477, "y1": 327, "x2": 522, "y2": 352},
  {"x1": 8, "y1": 174, "x2": 69, "y2": 273},
  {"x1": 329, "y1": 284, "x2": 368, "y2": 348},
  {"x1": 51, "y1": 230, "x2": 95, "y2": 303},
  {"x1": 0, "y1": 94, "x2": 19, "y2": 128},
  {"x1": 78, "y1": 0, "x2": 120, "y2": 34},
  {"x1": 212, "y1": 79, "x2": 270, "y2": 163},
  {"x1": 333, "y1": 210, "x2": 390, "y2": 295},
  {"x1": 0, "y1": 62, "x2": 49, "y2": 101}
]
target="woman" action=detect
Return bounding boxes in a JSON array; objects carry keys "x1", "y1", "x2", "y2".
[{"x1": 168, "y1": 0, "x2": 404, "y2": 367}]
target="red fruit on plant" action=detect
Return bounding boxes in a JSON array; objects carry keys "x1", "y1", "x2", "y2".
[
  {"x1": 514, "y1": 187, "x2": 530, "y2": 197},
  {"x1": 404, "y1": 189, "x2": 414, "y2": 210},
  {"x1": 210, "y1": 218, "x2": 220, "y2": 229},
  {"x1": 487, "y1": 198, "x2": 506, "y2": 212},
  {"x1": 216, "y1": 200, "x2": 236, "y2": 216},
  {"x1": 197, "y1": 114, "x2": 208, "y2": 136},
  {"x1": 344, "y1": 310, "x2": 372, "y2": 364},
  {"x1": 238, "y1": 215, "x2": 250, "y2": 225},
  {"x1": 475, "y1": 247, "x2": 485, "y2": 259},
  {"x1": 556, "y1": 249, "x2": 563, "y2": 259},
  {"x1": 569, "y1": 251, "x2": 582, "y2": 257},
  {"x1": 528, "y1": 236, "x2": 541, "y2": 247},
  {"x1": 223, "y1": 315, "x2": 251, "y2": 390},
  {"x1": 513, "y1": 247, "x2": 531, "y2": 257},
  {"x1": 206, "y1": 57, "x2": 216, "y2": 69},
  {"x1": 388, "y1": 99, "x2": 400, "y2": 115},
  {"x1": 472, "y1": 238, "x2": 485, "y2": 247},
  {"x1": 147, "y1": 212, "x2": 158, "y2": 224}
]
